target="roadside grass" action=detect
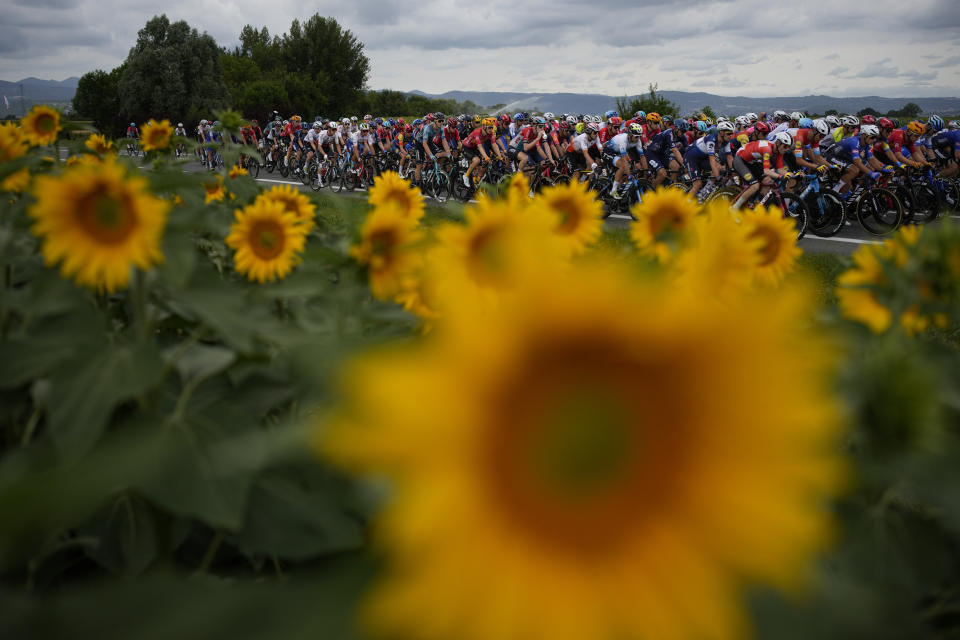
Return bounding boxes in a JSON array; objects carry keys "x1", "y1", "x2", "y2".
[{"x1": 797, "y1": 252, "x2": 848, "y2": 307}]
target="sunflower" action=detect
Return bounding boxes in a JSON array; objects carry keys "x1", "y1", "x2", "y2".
[
  {"x1": 203, "y1": 175, "x2": 226, "y2": 204},
  {"x1": 671, "y1": 202, "x2": 760, "y2": 301},
  {"x1": 84, "y1": 133, "x2": 114, "y2": 155},
  {"x1": 319, "y1": 259, "x2": 845, "y2": 640},
  {"x1": 226, "y1": 199, "x2": 308, "y2": 284},
  {"x1": 140, "y1": 119, "x2": 173, "y2": 152},
  {"x1": 836, "y1": 243, "x2": 893, "y2": 334},
  {"x1": 21, "y1": 105, "x2": 61, "y2": 146},
  {"x1": 431, "y1": 196, "x2": 567, "y2": 308},
  {"x1": 28, "y1": 158, "x2": 169, "y2": 292},
  {"x1": 740, "y1": 206, "x2": 802, "y2": 287},
  {"x1": 258, "y1": 184, "x2": 316, "y2": 231},
  {"x1": 394, "y1": 251, "x2": 441, "y2": 332},
  {"x1": 368, "y1": 171, "x2": 425, "y2": 223},
  {"x1": 532, "y1": 180, "x2": 603, "y2": 256},
  {"x1": 0, "y1": 122, "x2": 28, "y2": 161},
  {"x1": 629, "y1": 186, "x2": 699, "y2": 262},
  {"x1": 1, "y1": 168, "x2": 30, "y2": 193},
  {"x1": 228, "y1": 165, "x2": 248, "y2": 179},
  {"x1": 505, "y1": 171, "x2": 531, "y2": 209},
  {"x1": 350, "y1": 203, "x2": 424, "y2": 300}
]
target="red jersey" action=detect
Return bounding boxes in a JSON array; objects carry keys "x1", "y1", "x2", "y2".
[
  {"x1": 433, "y1": 126, "x2": 461, "y2": 146},
  {"x1": 793, "y1": 128, "x2": 820, "y2": 156},
  {"x1": 521, "y1": 126, "x2": 544, "y2": 148},
  {"x1": 462, "y1": 128, "x2": 493, "y2": 149},
  {"x1": 736, "y1": 140, "x2": 782, "y2": 171},
  {"x1": 599, "y1": 126, "x2": 615, "y2": 144}
]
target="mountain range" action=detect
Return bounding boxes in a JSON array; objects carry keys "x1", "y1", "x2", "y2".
[
  {"x1": 0, "y1": 77, "x2": 79, "y2": 114},
  {"x1": 406, "y1": 89, "x2": 960, "y2": 117}
]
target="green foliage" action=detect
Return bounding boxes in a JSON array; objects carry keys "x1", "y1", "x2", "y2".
[
  {"x1": 700, "y1": 105, "x2": 717, "y2": 120},
  {"x1": 615, "y1": 83, "x2": 680, "y2": 118},
  {"x1": 118, "y1": 15, "x2": 230, "y2": 128},
  {"x1": 888, "y1": 102, "x2": 923, "y2": 118},
  {"x1": 857, "y1": 106, "x2": 881, "y2": 117},
  {"x1": 73, "y1": 65, "x2": 127, "y2": 134}
]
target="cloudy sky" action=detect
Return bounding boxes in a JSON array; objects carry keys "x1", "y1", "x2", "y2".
[{"x1": 2, "y1": 0, "x2": 959, "y2": 98}]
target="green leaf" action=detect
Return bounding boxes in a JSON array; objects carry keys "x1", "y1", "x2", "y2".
[
  {"x1": 167, "y1": 343, "x2": 236, "y2": 387},
  {"x1": 47, "y1": 340, "x2": 165, "y2": 459},
  {"x1": 81, "y1": 494, "x2": 159, "y2": 576}
]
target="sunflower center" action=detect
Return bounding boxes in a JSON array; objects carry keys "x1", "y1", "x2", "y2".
[
  {"x1": 76, "y1": 184, "x2": 136, "y2": 245},
  {"x1": 249, "y1": 220, "x2": 286, "y2": 259},
  {"x1": 749, "y1": 227, "x2": 780, "y2": 267},
  {"x1": 148, "y1": 129, "x2": 166, "y2": 146},
  {"x1": 648, "y1": 206, "x2": 686, "y2": 237},
  {"x1": 467, "y1": 225, "x2": 507, "y2": 285},
  {"x1": 37, "y1": 114, "x2": 56, "y2": 133},
  {"x1": 552, "y1": 197, "x2": 582, "y2": 234}
]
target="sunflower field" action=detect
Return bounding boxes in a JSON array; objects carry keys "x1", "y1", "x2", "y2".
[{"x1": 1, "y1": 105, "x2": 960, "y2": 640}]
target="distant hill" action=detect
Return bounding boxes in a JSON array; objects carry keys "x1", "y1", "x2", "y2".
[
  {"x1": 0, "y1": 77, "x2": 79, "y2": 115},
  {"x1": 403, "y1": 89, "x2": 960, "y2": 117}
]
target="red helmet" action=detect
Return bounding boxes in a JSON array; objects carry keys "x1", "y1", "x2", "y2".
[
  {"x1": 500, "y1": 113, "x2": 511, "y2": 123},
  {"x1": 447, "y1": 117, "x2": 457, "y2": 126},
  {"x1": 403, "y1": 124, "x2": 413, "y2": 134},
  {"x1": 861, "y1": 115, "x2": 876, "y2": 125},
  {"x1": 397, "y1": 118, "x2": 405, "y2": 125},
  {"x1": 608, "y1": 116, "x2": 623, "y2": 126},
  {"x1": 425, "y1": 113, "x2": 435, "y2": 122},
  {"x1": 754, "y1": 121, "x2": 771, "y2": 134},
  {"x1": 877, "y1": 117, "x2": 894, "y2": 130}
]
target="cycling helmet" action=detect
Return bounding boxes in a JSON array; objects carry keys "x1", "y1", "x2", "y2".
[
  {"x1": 341, "y1": 117, "x2": 350, "y2": 125},
  {"x1": 177, "y1": 122, "x2": 183, "y2": 127},
  {"x1": 375, "y1": 117, "x2": 383, "y2": 125},
  {"x1": 544, "y1": 112, "x2": 555, "y2": 120},
  {"x1": 359, "y1": 122, "x2": 370, "y2": 131},
  {"x1": 774, "y1": 131, "x2": 793, "y2": 146},
  {"x1": 798, "y1": 117, "x2": 814, "y2": 129},
  {"x1": 890, "y1": 118, "x2": 900, "y2": 128},
  {"x1": 716, "y1": 116, "x2": 729, "y2": 123},
  {"x1": 717, "y1": 120, "x2": 735, "y2": 132},
  {"x1": 397, "y1": 118, "x2": 405, "y2": 124},
  {"x1": 404, "y1": 124, "x2": 413, "y2": 134},
  {"x1": 841, "y1": 115, "x2": 859, "y2": 126},
  {"x1": 608, "y1": 116, "x2": 622, "y2": 127},
  {"x1": 628, "y1": 123, "x2": 643, "y2": 135},
  {"x1": 482, "y1": 117, "x2": 497, "y2": 127},
  {"x1": 433, "y1": 112, "x2": 445, "y2": 121},
  {"x1": 696, "y1": 120, "x2": 708, "y2": 132},
  {"x1": 385, "y1": 119, "x2": 393, "y2": 127},
  {"x1": 754, "y1": 121, "x2": 771, "y2": 134},
  {"x1": 291, "y1": 115, "x2": 301, "y2": 122},
  {"x1": 575, "y1": 123, "x2": 585, "y2": 134},
  {"x1": 282, "y1": 119, "x2": 289, "y2": 125},
  {"x1": 812, "y1": 119, "x2": 830, "y2": 136},
  {"x1": 513, "y1": 113, "x2": 523, "y2": 122},
  {"x1": 773, "y1": 110, "x2": 788, "y2": 120},
  {"x1": 877, "y1": 117, "x2": 894, "y2": 130},
  {"x1": 412, "y1": 118, "x2": 422, "y2": 126},
  {"x1": 734, "y1": 115, "x2": 748, "y2": 126},
  {"x1": 424, "y1": 113, "x2": 435, "y2": 122},
  {"x1": 447, "y1": 117, "x2": 457, "y2": 126},
  {"x1": 586, "y1": 122, "x2": 600, "y2": 133},
  {"x1": 861, "y1": 115, "x2": 876, "y2": 125},
  {"x1": 634, "y1": 110, "x2": 646, "y2": 120},
  {"x1": 472, "y1": 114, "x2": 482, "y2": 124},
  {"x1": 565, "y1": 115, "x2": 577, "y2": 124},
  {"x1": 130, "y1": 122, "x2": 136, "y2": 127},
  {"x1": 907, "y1": 121, "x2": 926, "y2": 135},
  {"x1": 500, "y1": 114, "x2": 511, "y2": 124},
  {"x1": 313, "y1": 122, "x2": 321, "y2": 129},
  {"x1": 928, "y1": 115, "x2": 945, "y2": 131},
  {"x1": 745, "y1": 112, "x2": 759, "y2": 122},
  {"x1": 646, "y1": 112, "x2": 662, "y2": 125},
  {"x1": 212, "y1": 120, "x2": 220, "y2": 127},
  {"x1": 790, "y1": 111, "x2": 804, "y2": 121},
  {"x1": 350, "y1": 116, "x2": 358, "y2": 122},
  {"x1": 661, "y1": 115, "x2": 674, "y2": 124},
  {"x1": 604, "y1": 109, "x2": 618, "y2": 119},
  {"x1": 328, "y1": 122, "x2": 337, "y2": 129},
  {"x1": 949, "y1": 120, "x2": 960, "y2": 130},
  {"x1": 824, "y1": 115, "x2": 841, "y2": 127},
  {"x1": 859, "y1": 124, "x2": 879, "y2": 137},
  {"x1": 532, "y1": 116, "x2": 547, "y2": 125},
  {"x1": 363, "y1": 114, "x2": 372, "y2": 120},
  {"x1": 675, "y1": 120, "x2": 689, "y2": 132}
]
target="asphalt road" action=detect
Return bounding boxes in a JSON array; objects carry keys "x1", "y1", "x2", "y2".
[{"x1": 148, "y1": 153, "x2": 959, "y2": 257}]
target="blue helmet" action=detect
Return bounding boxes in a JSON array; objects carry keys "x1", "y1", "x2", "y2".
[
  {"x1": 928, "y1": 115, "x2": 945, "y2": 131},
  {"x1": 798, "y1": 117, "x2": 814, "y2": 129},
  {"x1": 604, "y1": 109, "x2": 618, "y2": 119},
  {"x1": 634, "y1": 110, "x2": 646, "y2": 120},
  {"x1": 513, "y1": 113, "x2": 523, "y2": 121},
  {"x1": 412, "y1": 118, "x2": 422, "y2": 126},
  {"x1": 696, "y1": 120, "x2": 708, "y2": 132},
  {"x1": 130, "y1": 122, "x2": 135, "y2": 126},
  {"x1": 375, "y1": 117, "x2": 383, "y2": 125},
  {"x1": 385, "y1": 119, "x2": 393, "y2": 127}
]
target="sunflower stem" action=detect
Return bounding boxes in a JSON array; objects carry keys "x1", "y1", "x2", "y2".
[{"x1": 132, "y1": 270, "x2": 150, "y2": 341}]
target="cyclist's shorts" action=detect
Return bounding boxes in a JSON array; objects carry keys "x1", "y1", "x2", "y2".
[
  {"x1": 683, "y1": 151, "x2": 712, "y2": 179},
  {"x1": 646, "y1": 153, "x2": 670, "y2": 171}
]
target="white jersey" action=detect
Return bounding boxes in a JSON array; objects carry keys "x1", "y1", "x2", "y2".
[
  {"x1": 304, "y1": 129, "x2": 321, "y2": 144},
  {"x1": 571, "y1": 133, "x2": 601, "y2": 152},
  {"x1": 606, "y1": 132, "x2": 643, "y2": 154},
  {"x1": 174, "y1": 127, "x2": 187, "y2": 137}
]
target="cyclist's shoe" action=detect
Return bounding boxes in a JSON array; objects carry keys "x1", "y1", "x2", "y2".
[
  {"x1": 611, "y1": 188, "x2": 622, "y2": 200},
  {"x1": 462, "y1": 174, "x2": 470, "y2": 187}
]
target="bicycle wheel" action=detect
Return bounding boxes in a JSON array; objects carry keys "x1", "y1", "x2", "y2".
[
  {"x1": 911, "y1": 184, "x2": 942, "y2": 224},
  {"x1": 278, "y1": 161, "x2": 289, "y2": 178},
  {"x1": 300, "y1": 162, "x2": 313, "y2": 186},
  {"x1": 780, "y1": 192, "x2": 808, "y2": 240},
  {"x1": 944, "y1": 178, "x2": 960, "y2": 212},
  {"x1": 856, "y1": 186, "x2": 903, "y2": 236},
  {"x1": 807, "y1": 191, "x2": 846, "y2": 238},
  {"x1": 246, "y1": 158, "x2": 260, "y2": 179},
  {"x1": 705, "y1": 186, "x2": 740, "y2": 205},
  {"x1": 433, "y1": 172, "x2": 450, "y2": 203}
]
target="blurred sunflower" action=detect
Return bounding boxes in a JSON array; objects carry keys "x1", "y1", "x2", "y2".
[
  {"x1": 320, "y1": 260, "x2": 845, "y2": 640},
  {"x1": 21, "y1": 105, "x2": 61, "y2": 146},
  {"x1": 0, "y1": 122, "x2": 29, "y2": 161},
  {"x1": 258, "y1": 184, "x2": 316, "y2": 231},
  {"x1": 505, "y1": 171, "x2": 531, "y2": 209},
  {"x1": 431, "y1": 197, "x2": 567, "y2": 307},
  {"x1": 533, "y1": 180, "x2": 603, "y2": 256},
  {"x1": 394, "y1": 251, "x2": 441, "y2": 332},
  {"x1": 350, "y1": 203, "x2": 424, "y2": 300},
  {"x1": 226, "y1": 199, "x2": 307, "y2": 283},
  {"x1": 629, "y1": 187, "x2": 698, "y2": 262},
  {"x1": 836, "y1": 243, "x2": 893, "y2": 334},
  {"x1": 28, "y1": 158, "x2": 169, "y2": 292},
  {"x1": 368, "y1": 171, "x2": 425, "y2": 223},
  {"x1": 740, "y1": 206, "x2": 802, "y2": 287},
  {"x1": 1, "y1": 168, "x2": 30, "y2": 193},
  {"x1": 140, "y1": 119, "x2": 173, "y2": 152},
  {"x1": 672, "y1": 203, "x2": 760, "y2": 301},
  {"x1": 203, "y1": 176, "x2": 226, "y2": 204},
  {"x1": 228, "y1": 165, "x2": 248, "y2": 179},
  {"x1": 84, "y1": 133, "x2": 114, "y2": 155}
]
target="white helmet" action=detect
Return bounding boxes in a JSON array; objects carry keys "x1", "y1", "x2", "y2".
[
  {"x1": 774, "y1": 131, "x2": 793, "y2": 146},
  {"x1": 350, "y1": 116, "x2": 358, "y2": 122},
  {"x1": 734, "y1": 115, "x2": 749, "y2": 126},
  {"x1": 790, "y1": 111, "x2": 804, "y2": 121},
  {"x1": 841, "y1": 115, "x2": 859, "y2": 126},
  {"x1": 860, "y1": 124, "x2": 880, "y2": 137},
  {"x1": 544, "y1": 112, "x2": 554, "y2": 120},
  {"x1": 717, "y1": 120, "x2": 735, "y2": 132},
  {"x1": 200, "y1": 119, "x2": 208, "y2": 125},
  {"x1": 565, "y1": 115, "x2": 577, "y2": 124},
  {"x1": 825, "y1": 115, "x2": 842, "y2": 127},
  {"x1": 341, "y1": 117, "x2": 350, "y2": 125},
  {"x1": 812, "y1": 119, "x2": 830, "y2": 136},
  {"x1": 586, "y1": 122, "x2": 601, "y2": 133},
  {"x1": 716, "y1": 116, "x2": 729, "y2": 123},
  {"x1": 313, "y1": 122, "x2": 321, "y2": 129},
  {"x1": 745, "y1": 112, "x2": 758, "y2": 122},
  {"x1": 177, "y1": 122, "x2": 183, "y2": 127},
  {"x1": 773, "y1": 110, "x2": 788, "y2": 120}
]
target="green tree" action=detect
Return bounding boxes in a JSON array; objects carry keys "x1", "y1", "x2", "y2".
[
  {"x1": 118, "y1": 15, "x2": 230, "y2": 124},
  {"x1": 73, "y1": 64, "x2": 126, "y2": 134},
  {"x1": 700, "y1": 105, "x2": 717, "y2": 120},
  {"x1": 857, "y1": 107, "x2": 881, "y2": 117},
  {"x1": 615, "y1": 83, "x2": 679, "y2": 118},
  {"x1": 825, "y1": 109, "x2": 839, "y2": 116},
  {"x1": 887, "y1": 102, "x2": 922, "y2": 118}
]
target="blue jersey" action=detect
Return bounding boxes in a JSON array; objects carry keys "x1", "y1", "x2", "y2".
[
  {"x1": 685, "y1": 133, "x2": 728, "y2": 161},
  {"x1": 645, "y1": 129, "x2": 677, "y2": 156},
  {"x1": 826, "y1": 135, "x2": 873, "y2": 163},
  {"x1": 930, "y1": 130, "x2": 960, "y2": 155}
]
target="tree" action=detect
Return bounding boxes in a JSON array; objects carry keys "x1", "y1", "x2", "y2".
[
  {"x1": 825, "y1": 109, "x2": 839, "y2": 116},
  {"x1": 887, "y1": 102, "x2": 922, "y2": 118},
  {"x1": 118, "y1": 15, "x2": 230, "y2": 124},
  {"x1": 615, "y1": 83, "x2": 679, "y2": 118},
  {"x1": 73, "y1": 65, "x2": 126, "y2": 134},
  {"x1": 857, "y1": 107, "x2": 881, "y2": 117},
  {"x1": 700, "y1": 105, "x2": 717, "y2": 120}
]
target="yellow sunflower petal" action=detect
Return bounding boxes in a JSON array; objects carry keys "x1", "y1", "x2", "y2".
[
  {"x1": 368, "y1": 171, "x2": 425, "y2": 223},
  {"x1": 531, "y1": 180, "x2": 604, "y2": 256},
  {"x1": 629, "y1": 186, "x2": 699, "y2": 262},
  {"x1": 257, "y1": 184, "x2": 316, "y2": 231},
  {"x1": 140, "y1": 119, "x2": 173, "y2": 152},
  {"x1": 226, "y1": 198, "x2": 308, "y2": 283},
  {"x1": 350, "y1": 203, "x2": 424, "y2": 300},
  {"x1": 740, "y1": 205, "x2": 802, "y2": 287},
  {"x1": 21, "y1": 105, "x2": 61, "y2": 146}
]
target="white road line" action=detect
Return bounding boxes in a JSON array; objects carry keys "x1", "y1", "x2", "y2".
[
  {"x1": 804, "y1": 236, "x2": 881, "y2": 245},
  {"x1": 608, "y1": 214, "x2": 632, "y2": 220}
]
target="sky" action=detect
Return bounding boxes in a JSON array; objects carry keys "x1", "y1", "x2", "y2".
[{"x1": 1, "y1": 0, "x2": 959, "y2": 98}]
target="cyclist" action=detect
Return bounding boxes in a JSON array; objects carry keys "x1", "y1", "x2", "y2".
[
  {"x1": 414, "y1": 113, "x2": 443, "y2": 186},
  {"x1": 605, "y1": 122, "x2": 646, "y2": 199},
  {"x1": 566, "y1": 122, "x2": 603, "y2": 182},
  {"x1": 173, "y1": 122, "x2": 187, "y2": 157},
  {"x1": 461, "y1": 117, "x2": 502, "y2": 187},
  {"x1": 644, "y1": 113, "x2": 685, "y2": 187},
  {"x1": 732, "y1": 131, "x2": 793, "y2": 209},
  {"x1": 790, "y1": 118, "x2": 831, "y2": 172},
  {"x1": 684, "y1": 120, "x2": 735, "y2": 198},
  {"x1": 825, "y1": 123, "x2": 882, "y2": 197},
  {"x1": 929, "y1": 115, "x2": 960, "y2": 177}
]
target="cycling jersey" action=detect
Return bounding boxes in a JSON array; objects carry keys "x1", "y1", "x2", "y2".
[
  {"x1": 604, "y1": 132, "x2": 643, "y2": 156},
  {"x1": 825, "y1": 136, "x2": 873, "y2": 165},
  {"x1": 567, "y1": 133, "x2": 601, "y2": 154},
  {"x1": 645, "y1": 129, "x2": 678, "y2": 156},
  {"x1": 686, "y1": 133, "x2": 728, "y2": 160},
  {"x1": 126, "y1": 126, "x2": 139, "y2": 138},
  {"x1": 792, "y1": 128, "x2": 821, "y2": 156},
  {"x1": 434, "y1": 126, "x2": 461, "y2": 147},
  {"x1": 174, "y1": 127, "x2": 187, "y2": 137},
  {"x1": 303, "y1": 129, "x2": 321, "y2": 145},
  {"x1": 462, "y1": 128, "x2": 494, "y2": 149},
  {"x1": 736, "y1": 140, "x2": 782, "y2": 171},
  {"x1": 930, "y1": 130, "x2": 960, "y2": 158}
]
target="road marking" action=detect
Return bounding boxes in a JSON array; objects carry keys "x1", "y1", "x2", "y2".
[
  {"x1": 608, "y1": 214, "x2": 632, "y2": 220},
  {"x1": 805, "y1": 236, "x2": 880, "y2": 245}
]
